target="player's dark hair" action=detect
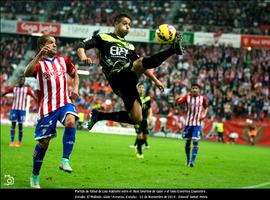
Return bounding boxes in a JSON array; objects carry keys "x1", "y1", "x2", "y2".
[
  {"x1": 191, "y1": 82, "x2": 200, "y2": 88},
  {"x1": 37, "y1": 35, "x2": 51, "y2": 51},
  {"x1": 137, "y1": 82, "x2": 144, "y2": 87},
  {"x1": 113, "y1": 13, "x2": 131, "y2": 25}
]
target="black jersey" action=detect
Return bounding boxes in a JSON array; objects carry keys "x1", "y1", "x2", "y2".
[
  {"x1": 140, "y1": 96, "x2": 151, "y2": 119},
  {"x1": 80, "y1": 33, "x2": 139, "y2": 78}
]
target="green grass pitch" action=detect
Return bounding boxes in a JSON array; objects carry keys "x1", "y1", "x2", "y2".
[{"x1": 1, "y1": 124, "x2": 270, "y2": 189}]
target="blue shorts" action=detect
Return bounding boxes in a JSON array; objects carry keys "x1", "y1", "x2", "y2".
[
  {"x1": 10, "y1": 109, "x2": 26, "y2": 123},
  {"x1": 182, "y1": 126, "x2": 202, "y2": 140},
  {"x1": 34, "y1": 103, "x2": 78, "y2": 140}
]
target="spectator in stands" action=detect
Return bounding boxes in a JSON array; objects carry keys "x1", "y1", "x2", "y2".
[{"x1": 248, "y1": 124, "x2": 258, "y2": 145}]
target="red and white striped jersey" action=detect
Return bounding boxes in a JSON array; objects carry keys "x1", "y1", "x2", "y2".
[
  {"x1": 177, "y1": 93, "x2": 208, "y2": 126},
  {"x1": 3, "y1": 86, "x2": 35, "y2": 111},
  {"x1": 33, "y1": 56, "x2": 76, "y2": 119}
]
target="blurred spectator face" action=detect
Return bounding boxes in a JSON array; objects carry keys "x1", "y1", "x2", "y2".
[
  {"x1": 191, "y1": 86, "x2": 200, "y2": 96},
  {"x1": 114, "y1": 17, "x2": 131, "y2": 37}
]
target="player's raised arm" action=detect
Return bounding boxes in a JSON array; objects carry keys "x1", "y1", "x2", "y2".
[
  {"x1": 77, "y1": 38, "x2": 95, "y2": 65},
  {"x1": 143, "y1": 69, "x2": 164, "y2": 92},
  {"x1": 77, "y1": 47, "x2": 92, "y2": 65},
  {"x1": 24, "y1": 45, "x2": 51, "y2": 77},
  {"x1": 70, "y1": 69, "x2": 80, "y2": 100}
]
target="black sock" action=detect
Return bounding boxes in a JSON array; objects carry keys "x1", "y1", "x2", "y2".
[
  {"x1": 145, "y1": 139, "x2": 148, "y2": 146},
  {"x1": 98, "y1": 111, "x2": 134, "y2": 124},
  {"x1": 142, "y1": 47, "x2": 175, "y2": 69},
  {"x1": 134, "y1": 138, "x2": 138, "y2": 146},
  {"x1": 137, "y1": 139, "x2": 143, "y2": 154}
]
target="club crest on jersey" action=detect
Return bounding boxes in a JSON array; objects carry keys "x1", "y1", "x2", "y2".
[{"x1": 43, "y1": 70, "x2": 65, "y2": 80}]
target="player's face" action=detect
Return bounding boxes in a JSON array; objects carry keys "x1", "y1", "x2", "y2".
[
  {"x1": 137, "y1": 85, "x2": 145, "y2": 97},
  {"x1": 44, "y1": 36, "x2": 57, "y2": 57},
  {"x1": 191, "y1": 86, "x2": 199, "y2": 96},
  {"x1": 114, "y1": 17, "x2": 131, "y2": 37},
  {"x1": 19, "y1": 78, "x2": 25, "y2": 86}
]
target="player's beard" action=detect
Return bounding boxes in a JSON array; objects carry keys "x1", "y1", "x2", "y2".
[
  {"x1": 47, "y1": 49, "x2": 56, "y2": 57},
  {"x1": 119, "y1": 29, "x2": 128, "y2": 38}
]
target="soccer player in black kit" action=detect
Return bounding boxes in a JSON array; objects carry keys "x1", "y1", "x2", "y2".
[
  {"x1": 132, "y1": 82, "x2": 153, "y2": 158},
  {"x1": 77, "y1": 13, "x2": 184, "y2": 155}
]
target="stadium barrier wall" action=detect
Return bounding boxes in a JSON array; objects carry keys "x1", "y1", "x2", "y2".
[{"x1": 1, "y1": 111, "x2": 269, "y2": 146}]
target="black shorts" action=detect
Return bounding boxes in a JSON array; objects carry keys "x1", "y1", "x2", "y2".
[
  {"x1": 107, "y1": 63, "x2": 141, "y2": 112},
  {"x1": 217, "y1": 132, "x2": 224, "y2": 138},
  {"x1": 135, "y1": 119, "x2": 149, "y2": 134}
]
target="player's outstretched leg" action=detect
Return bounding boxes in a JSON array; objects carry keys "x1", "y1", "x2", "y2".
[
  {"x1": 88, "y1": 109, "x2": 100, "y2": 130},
  {"x1": 171, "y1": 33, "x2": 185, "y2": 55},
  {"x1": 189, "y1": 140, "x2": 199, "y2": 167}
]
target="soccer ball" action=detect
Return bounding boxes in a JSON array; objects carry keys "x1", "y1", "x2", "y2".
[{"x1": 155, "y1": 24, "x2": 177, "y2": 44}]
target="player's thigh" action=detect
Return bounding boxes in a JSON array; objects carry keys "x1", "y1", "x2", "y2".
[
  {"x1": 34, "y1": 114, "x2": 58, "y2": 140},
  {"x1": 129, "y1": 99, "x2": 143, "y2": 123},
  {"x1": 9, "y1": 110, "x2": 19, "y2": 122},
  {"x1": 110, "y1": 70, "x2": 141, "y2": 119},
  {"x1": 59, "y1": 104, "x2": 79, "y2": 128},
  {"x1": 132, "y1": 57, "x2": 144, "y2": 76},
  {"x1": 18, "y1": 110, "x2": 26, "y2": 123},
  {"x1": 191, "y1": 126, "x2": 202, "y2": 140},
  {"x1": 183, "y1": 126, "x2": 192, "y2": 139}
]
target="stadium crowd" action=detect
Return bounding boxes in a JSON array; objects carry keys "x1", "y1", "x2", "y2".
[
  {"x1": 1, "y1": 34, "x2": 270, "y2": 123},
  {"x1": 1, "y1": 0, "x2": 269, "y2": 35}
]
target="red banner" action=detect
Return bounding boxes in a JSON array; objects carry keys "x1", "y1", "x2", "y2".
[
  {"x1": 241, "y1": 35, "x2": 270, "y2": 48},
  {"x1": 154, "y1": 116, "x2": 270, "y2": 147},
  {"x1": 17, "y1": 21, "x2": 61, "y2": 35},
  {"x1": 203, "y1": 119, "x2": 270, "y2": 146}
]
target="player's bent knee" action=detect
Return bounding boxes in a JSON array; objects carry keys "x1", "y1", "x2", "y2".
[
  {"x1": 65, "y1": 121, "x2": 76, "y2": 128},
  {"x1": 132, "y1": 58, "x2": 144, "y2": 74},
  {"x1": 39, "y1": 138, "x2": 50, "y2": 149},
  {"x1": 132, "y1": 115, "x2": 143, "y2": 124},
  {"x1": 64, "y1": 115, "x2": 76, "y2": 128},
  {"x1": 137, "y1": 133, "x2": 143, "y2": 140}
]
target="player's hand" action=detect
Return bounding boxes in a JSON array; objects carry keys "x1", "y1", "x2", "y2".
[
  {"x1": 200, "y1": 114, "x2": 206, "y2": 121},
  {"x1": 39, "y1": 44, "x2": 52, "y2": 56},
  {"x1": 81, "y1": 57, "x2": 93, "y2": 65},
  {"x1": 70, "y1": 90, "x2": 79, "y2": 100},
  {"x1": 175, "y1": 94, "x2": 182, "y2": 102},
  {"x1": 155, "y1": 81, "x2": 164, "y2": 92}
]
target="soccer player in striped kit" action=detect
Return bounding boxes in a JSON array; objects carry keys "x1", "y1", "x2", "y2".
[
  {"x1": 176, "y1": 83, "x2": 208, "y2": 167},
  {"x1": 1, "y1": 76, "x2": 37, "y2": 147},
  {"x1": 24, "y1": 35, "x2": 79, "y2": 188}
]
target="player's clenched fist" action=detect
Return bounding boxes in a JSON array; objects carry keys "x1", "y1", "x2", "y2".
[{"x1": 81, "y1": 57, "x2": 93, "y2": 65}]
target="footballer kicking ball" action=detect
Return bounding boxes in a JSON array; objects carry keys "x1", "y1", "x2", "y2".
[{"x1": 155, "y1": 24, "x2": 177, "y2": 44}]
